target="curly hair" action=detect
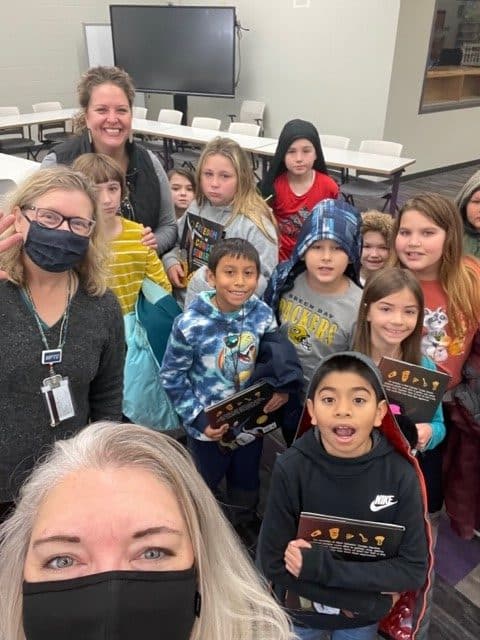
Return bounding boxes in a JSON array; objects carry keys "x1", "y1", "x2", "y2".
[
  {"x1": 361, "y1": 210, "x2": 394, "y2": 246},
  {"x1": 74, "y1": 66, "x2": 135, "y2": 133}
]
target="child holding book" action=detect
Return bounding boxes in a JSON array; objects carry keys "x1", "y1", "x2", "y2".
[
  {"x1": 257, "y1": 352, "x2": 431, "y2": 639},
  {"x1": 352, "y1": 267, "x2": 445, "y2": 453},
  {"x1": 391, "y1": 194, "x2": 480, "y2": 528},
  {"x1": 359, "y1": 210, "x2": 393, "y2": 285},
  {"x1": 72, "y1": 153, "x2": 171, "y2": 315},
  {"x1": 260, "y1": 119, "x2": 339, "y2": 261},
  {"x1": 163, "y1": 137, "x2": 278, "y2": 307},
  {"x1": 160, "y1": 238, "x2": 301, "y2": 531},
  {"x1": 168, "y1": 167, "x2": 195, "y2": 219}
]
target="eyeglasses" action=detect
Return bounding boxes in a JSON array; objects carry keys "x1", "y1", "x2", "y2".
[{"x1": 21, "y1": 206, "x2": 96, "y2": 238}]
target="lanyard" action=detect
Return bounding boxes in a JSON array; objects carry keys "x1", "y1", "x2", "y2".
[{"x1": 24, "y1": 272, "x2": 72, "y2": 376}]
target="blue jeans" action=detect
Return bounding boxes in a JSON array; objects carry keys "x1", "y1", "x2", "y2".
[{"x1": 293, "y1": 622, "x2": 378, "y2": 640}]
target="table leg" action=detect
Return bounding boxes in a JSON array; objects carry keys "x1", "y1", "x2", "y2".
[
  {"x1": 163, "y1": 137, "x2": 171, "y2": 169},
  {"x1": 389, "y1": 170, "x2": 404, "y2": 215}
]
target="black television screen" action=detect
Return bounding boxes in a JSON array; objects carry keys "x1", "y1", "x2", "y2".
[{"x1": 110, "y1": 5, "x2": 236, "y2": 97}]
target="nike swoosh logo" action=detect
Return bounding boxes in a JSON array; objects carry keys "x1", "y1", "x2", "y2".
[{"x1": 370, "y1": 500, "x2": 398, "y2": 512}]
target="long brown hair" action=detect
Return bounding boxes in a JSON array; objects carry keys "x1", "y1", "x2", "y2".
[
  {"x1": 353, "y1": 267, "x2": 424, "y2": 365},
  {"x1": 390, "y1": 193, "x2": 480, "y2": 338},
  {"x1": 196, "y1": 137, "x2": 277, "y2": 242}
]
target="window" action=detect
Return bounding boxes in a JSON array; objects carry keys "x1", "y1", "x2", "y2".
[{"x1": 420, "y1": 0, "x2": 480, "y2": 112}]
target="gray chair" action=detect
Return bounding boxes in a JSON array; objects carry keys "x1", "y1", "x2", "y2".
[
  {"x1": 341, "y1": 140, "x2": 403, "y2": 212},
  {"x1": 132, "y1": 106, "x2": 148, "y2": 119},
  {"x1": 229, "y1": 100, "x2": 265, "y2": 136},
  {"x1": 32, "y1": 101, "x2": 74, "y2": 147},
  {"x1": 0, "y1": 107, "x2": 38, "y2": 159},
  {"x1": 320, "y1": 134, "x2": 351, "y2": 183},
  {"x1": 141, "y1": 109, "x2": 184, "y2": 166},
  {"x1": 170, "y1": 117, "x2": 221, "y2": 170}
]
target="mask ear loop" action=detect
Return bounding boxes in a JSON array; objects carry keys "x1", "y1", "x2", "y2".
[{"x1": 194, "y1": 591, "x2": 202, "y2": 617}]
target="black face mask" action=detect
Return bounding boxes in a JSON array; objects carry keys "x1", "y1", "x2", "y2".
[
  {"x1": 23, "y1": 567, "x2": 200, "y2": 640},
  {"x1": 24, "y1": 222, "x2": 90, "y2": 273}
]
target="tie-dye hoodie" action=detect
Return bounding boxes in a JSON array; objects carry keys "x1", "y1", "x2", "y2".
[{"x1": 160, "y1": 290, "x2": 277, "y2": 439}]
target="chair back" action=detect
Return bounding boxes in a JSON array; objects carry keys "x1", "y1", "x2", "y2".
[
  {"x1": 132, "y1": 106, "x2": 147, "y2": 119},
  {"x1": 191, "y1": 117, "x2": 221, "y2": 130},
  {"x1": 239, "y1": 101, "x2": 265, "y2": 125},
  {"x1": 158, "y1": 109, "x2": 183, "y2": 125},
  {"x1": 320, "y1": 134, "x2": 350, "y2": 150},
  {"x1": 32, "y1": 102, "x2": 70, "y2": 143},
  {"x1": 228, "y1": 122, "x2": 260, "y2": 136},
  {"x1": 32, "y1": 101, "x2": 62, "y2": 113},
  {"x1": 359, "y1": 140, "x2": 403, "y2": 157},
  {"x1": 0, "y1": 107, "x2": 23, "y2": 138}
]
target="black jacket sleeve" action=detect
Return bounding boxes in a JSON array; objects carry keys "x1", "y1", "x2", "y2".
[
  {"x1": 250, "y1": 328, "x2": 303, "y2": 394},
  {"x1": 89, "y1": 293, "x2": 125, "y2": 422},
  {"x1": 257, "y1": 459, "x2": 393, "y2": 619}
]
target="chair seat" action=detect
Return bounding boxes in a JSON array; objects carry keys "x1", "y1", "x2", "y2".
[
  {"x1": 42, "y1": 131, "x2": 75, "y2": 142},
  {"x1": 0, "y1": 137, "x2": 37, "y2": 154},
  {"x1": 341, "y1": 177, "x2": 392, "y2": 199},
  {"x1": 170, "y1": 148, "x2": 202, "y2": 169}
]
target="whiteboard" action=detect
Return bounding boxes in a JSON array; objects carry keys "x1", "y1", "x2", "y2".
[
  {"x1": 82, "y1": 23, "x2": 145, "y2": 108},
  {"x1": 83, "y1": 23, "x2": 114, "y2": 68}
]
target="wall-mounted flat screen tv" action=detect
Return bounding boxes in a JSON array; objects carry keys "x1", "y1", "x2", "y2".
[{"x1": 110, "y1": 5, "x2": 236, "y2": 97}]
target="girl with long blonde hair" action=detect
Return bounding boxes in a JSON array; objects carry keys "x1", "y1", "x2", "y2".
[{"x1": 163, "y1": 136, "x2": 278, "y2": 307}]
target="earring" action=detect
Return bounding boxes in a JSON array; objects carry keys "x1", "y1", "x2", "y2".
[
  {"x1": 128, "y1": 131, "x2": 133, "y2": 144},
  {"x1": 87, "y1": 128, "x2": 92, "y2": 145}
]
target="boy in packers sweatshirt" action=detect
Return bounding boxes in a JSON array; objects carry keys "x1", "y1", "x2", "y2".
[{"x1": 257, "y1": 352, "x2": 432, "y2": 639}]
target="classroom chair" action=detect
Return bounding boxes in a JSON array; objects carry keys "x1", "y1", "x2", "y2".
[
  {"x1": 0, "y1": 107, "x2": 38, "y2": 159},
  {"x1": 32, "y1": 101, "x2": 74, "y2": 147},
  {"x1": 341, "y1": 140, "x2": 403, "y2": 212},
  {"x1": 141, "y1": 109, "x2": 184, "y2": 166},
  {"x1": 229, "y1": 100, "x2": 266, "y2": 136},
  {"x1": 132, "y1": 106, "x2": 148, "y2": 119},
  {"x1": 320, "y1": 134, "x2": 351, "y2": 183},
  {"x1": 170, "y1": 117, "x2": 221, "y2": 170}
]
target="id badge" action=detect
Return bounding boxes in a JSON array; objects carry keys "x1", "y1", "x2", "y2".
[{"x1": 41, "y1": 376, "x2": 75, "y2": 427}]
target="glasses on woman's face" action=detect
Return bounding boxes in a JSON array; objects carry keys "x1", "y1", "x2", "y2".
[{"x1": 21, "y1": 205, "x2": 96, "y2": 238}]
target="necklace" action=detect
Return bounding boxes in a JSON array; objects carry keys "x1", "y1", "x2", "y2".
[
  {"x1": 24, "y1": 272, "x2": 73, "y2": 376},
  {"x1": 212, "y1": 295, "x2": 245, "y2": 392}
]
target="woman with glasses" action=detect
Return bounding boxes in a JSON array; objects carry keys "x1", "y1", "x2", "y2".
[
  {"x1": 41, "y1": 66, "x2": 177, "y2": 256},
  {"x1": 0, "y1": 167, "x2": 125, "y2": 522}
]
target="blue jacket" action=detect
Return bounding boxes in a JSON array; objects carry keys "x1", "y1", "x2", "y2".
[
  {"x1": 160, "y1": 291, "x2": 278, "y2": 439},
  {"x1": 264, "y1": 199, "x2": 363, "y2": 312}
]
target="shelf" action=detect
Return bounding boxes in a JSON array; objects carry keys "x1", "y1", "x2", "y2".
[{"x1": 422, "y1": 66, "x2": 480, "y2": 107}]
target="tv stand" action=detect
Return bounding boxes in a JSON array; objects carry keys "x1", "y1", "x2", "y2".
[{"x1": 173, "y1": 94, "x2": 188, "y2": 124}]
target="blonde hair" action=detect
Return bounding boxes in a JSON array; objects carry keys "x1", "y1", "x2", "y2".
[
  {"x1": 0, "y1": 167, "x2": 110, "y2": 296},
  {"x1": 352, "y1": 267, "x2": 424, "y2": 365},
  {"x1": 0, "y1": 422, "x2": 294, "y2": 640},
  {"x1": 390, "y1": 193, "x2": 480, "y2": 337},
  {"x1": 72, "y1": 153, "x2": 127, "y2": 200},
  {"x1": 196, "y1": 137, "x2": 277, "y2": 242},
  {"x1": 74, "y1": 66, "x2": 135, "y2": 134},
  {"x1": 361, "y1": 210, "x2": 394, "y2": 246}
]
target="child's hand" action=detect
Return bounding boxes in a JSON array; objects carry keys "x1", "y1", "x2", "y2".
[
  {"x1": 284, "y1": 538, "x2": 312, "y2": 578},
  {"x1": 415, "y1": 423, "x2": 433, "y2": 450},
  {"x1": 141, "y1": 226, "x2": 158, "y2": 251},
  {"x1": 204, "y1": 423, "x2": 229, "y2": 441},
  {"x1": 167, "y1": 263, "x2": 186, "y2": 288},
  {"x1": 263, "y1": 392, "x2": 288, "y2": 413}
]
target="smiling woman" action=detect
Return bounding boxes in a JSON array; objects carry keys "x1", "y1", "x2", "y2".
[
  {"x1": 41, "y1": 66, "x2": 177, "y2": 256},
  {"x1": 0, "y1": 422, "x2": 295, "y2": 640}
]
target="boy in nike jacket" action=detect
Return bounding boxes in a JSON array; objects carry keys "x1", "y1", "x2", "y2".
[
  {"x1": 257, "y1": 352, "x2": 431, "y2": 640},
  {"x1": 161, "y1": 238, "x2": 302, "y2": 529}
]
